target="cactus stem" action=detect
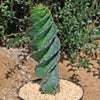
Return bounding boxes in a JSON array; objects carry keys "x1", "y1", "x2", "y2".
[{"x1": 28, "y1": 6, "x2": 60, "y2": 94}]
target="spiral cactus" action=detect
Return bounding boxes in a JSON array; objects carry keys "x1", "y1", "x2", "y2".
[{"x1": 27, "y1": 5, "x2": 60, "y2": 94}]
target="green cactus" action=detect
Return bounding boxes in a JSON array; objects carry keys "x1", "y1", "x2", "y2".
[{"x1": 27, "y1": 5, "x2": 60, "y2": 94}]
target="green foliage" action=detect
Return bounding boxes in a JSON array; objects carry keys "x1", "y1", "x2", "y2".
[
  {"x1": 27, "y1": 5, "x2": 60, "y2": 94},
  {"x1": 7, "y1": 33, "x2": 30, "y2": 48},
  {"x1": 0, "y1": 0, "x2": 34, "y2": 46},
  {"x1": 53, "y1": 0, "x2": 100, "y2": 68},
  {"x1": 0, "y1": 0, "x2": 63, "y2": 47}
]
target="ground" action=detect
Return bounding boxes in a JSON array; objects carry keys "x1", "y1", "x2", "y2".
[{"x1": 0, "y1": 46, "x2": 100, "y2": 100}]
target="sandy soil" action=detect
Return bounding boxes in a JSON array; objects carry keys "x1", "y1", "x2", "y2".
[{"x1": 0, "y1": 46, "x2": 100, "y2": 100}]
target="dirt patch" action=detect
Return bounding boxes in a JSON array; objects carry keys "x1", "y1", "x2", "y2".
[
  {"x1": 0, "y1": 47, "x2": 100, "y2": 100},
  {"x1": 0, "y1": 47, "x2": 37, "y2": 100}
]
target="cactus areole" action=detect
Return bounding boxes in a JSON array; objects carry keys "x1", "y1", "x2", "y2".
[{"x1": 27, "y1": 5, "x2": 60, "y2": 94}]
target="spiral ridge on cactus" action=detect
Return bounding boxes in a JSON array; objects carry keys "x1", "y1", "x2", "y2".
[{"x1": 27, "y1": 5, "x2": 60, "y2": 94}]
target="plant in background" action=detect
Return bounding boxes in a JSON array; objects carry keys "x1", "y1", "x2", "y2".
[
  {"x1": 27, "y1": 4, "x2": 60, "y2": 94},
  {"x1": 54, "y1": 0, "x2": 100, "y2": 68},
  {"x1": 0, "y1": 0, "x2": 34, "y2": 46},
  {"x1": 0, "y1": 0, "x2": 63, "y2": 47}
]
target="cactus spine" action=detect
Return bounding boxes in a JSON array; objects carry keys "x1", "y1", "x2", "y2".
[{"x1": 27, "y1": 5, "x2": 60, "y2": 94}]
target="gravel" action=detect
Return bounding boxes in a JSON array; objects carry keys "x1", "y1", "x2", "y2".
[{"x1": 19, "y1": 79, "x2": 83, "y2": 100}]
